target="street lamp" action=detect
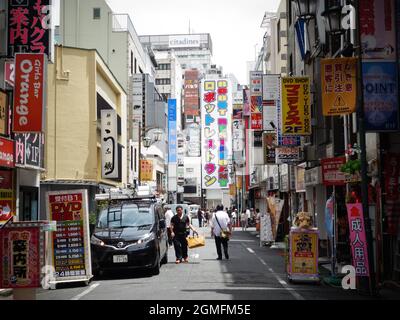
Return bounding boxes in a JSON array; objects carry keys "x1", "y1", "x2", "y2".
[{"x1": 292, "y1": 0, "x2": 318, "y2": 21}]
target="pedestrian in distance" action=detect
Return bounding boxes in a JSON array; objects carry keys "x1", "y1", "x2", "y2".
[
  {"x1": 211, "y1": 205, "x2": 232, "y2": 260},
  {"x1": 197, "y1": 208, "x2": 203, "y2": 228},
  {"x1": 231, "y1": 210, "x2": 237, "y2": 230},
  {"x1": 204, "y1": 210, "x2": 209, "y2": 227},
  {"x1": 240, "y1": 211, "x2": 248, "y2": 231},
  {"x1": 170, "y1": 205, "x2": 198, "y2": 264},
  {"x1": 164, "y1": 206, "x2": 174, "y2": 246}
]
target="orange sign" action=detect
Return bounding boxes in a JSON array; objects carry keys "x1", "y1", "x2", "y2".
[
  {"x1": 140, "y1": 160, "x2": 153, "y2": 181},
  {"x1": 321, "y1": 57, "x2": 357, "y2": 116},
  {"x1": 13, "y1": 53, "x2": 45, "y2": 132}
]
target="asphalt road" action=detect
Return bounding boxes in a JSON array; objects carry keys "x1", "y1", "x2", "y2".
[{"x1": 3, "y1": 222, "x2": 398, "y2": 300}]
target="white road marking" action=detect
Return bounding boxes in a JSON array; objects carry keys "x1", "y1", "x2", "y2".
[
  {"x1": 230, "y1": 239, "x2": 255, "y2": 242},
  {"x1": 242, "y1": 243, "x2": 305, "y2": 300},
  {"x1": 70, "y1": 283, "x2": 100, "y2": 300}
]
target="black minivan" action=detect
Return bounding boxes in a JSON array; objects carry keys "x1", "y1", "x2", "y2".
[{"x1": 90, "y1": 199, "x2": 168, "y2": 276}]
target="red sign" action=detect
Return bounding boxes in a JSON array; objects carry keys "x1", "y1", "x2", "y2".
[
  {"x1": 184, "y1": 70, "x2": 199, "y2": 116},
  {"x1": 384, "y1": 153, "x2": 400, "y2": 235},
  {"x1": 0, "y1": 223, "x2": 44, "y2": 288},
  {"x1": 346, "y1": 203, "x2": 370, "y2": 277},
  {"x1": 49, "y1": 193, "x2": 84, "y2": 221},
  {"x1": 251, "y1": 113, "x2": 263, "y2": 130},
  {"x1": 13, "y1": 53, "x2": 45, "y2": 132},
  {"x1": 4, "y1": 62, "x2": 15, "y2": 87},
  {"x1": 0, "y1": 137, "x2": 15, "y2": 168},
  {"x1": 321, "y1": 157, "x2": 346, "y2": 186}
]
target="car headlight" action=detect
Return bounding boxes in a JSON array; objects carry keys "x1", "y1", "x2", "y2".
[
  {"x1": 91, "y1": 235, "x2": 105, "y2": 246},
  {"x1": 137, "y1": 233, "x2": 155, "y2": 244}
]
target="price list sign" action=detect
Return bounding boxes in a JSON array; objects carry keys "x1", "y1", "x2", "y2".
[{"x1": 46, "y1": 190, "x2": 92, "y2": 283}]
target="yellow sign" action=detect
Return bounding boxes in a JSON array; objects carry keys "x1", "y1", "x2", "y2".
[
  {"x1": 290, "y1": 230, "x2": 318, "y2": 275},
  {"x1": 229, "y1": 184, "x2": 236, "y2": 196},
  {"x1": 0, "y1": 91, "x2": 7, "y2": 135},
  {"x1": 321, "y1": 57, "x2": 357, "y2": 116},
  {"x1": 140, "y1": 160, "x2": 153, "y2": 181},
  {"x1": 281, "y1": 77, "x2": 311, "y2": 135}
]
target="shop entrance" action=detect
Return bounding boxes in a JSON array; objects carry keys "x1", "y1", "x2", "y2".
[{"x1": 19, "y1": 186, "x2": 39, "y2": 221}]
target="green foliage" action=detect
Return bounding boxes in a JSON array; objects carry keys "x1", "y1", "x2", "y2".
[{"x1": 340, "y1": 159, "x2": 361, "y2": 175}]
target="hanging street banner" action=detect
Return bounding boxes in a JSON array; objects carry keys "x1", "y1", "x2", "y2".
[
  {"x1": 7, "y1": 0, "x2": 52, "y2": 58},
  {"x1": 346, "y1": 203, "x2": 371, "y2": 277},
  {"x1": 281, "y1": 77, "x2": 311, "y2": 135},
  {"x1": 362, "y1": 61, "x2": 399, "y2": 131},
  {"x1": 168, "y1": 99, "x2": 177, "y2": 163},
  {"x1": 201, "y1": 79, "x2": 232, "y2": 189},
  {"x1": 101, "y1": 109, "x2": 118, "y2": 179},
  {"x1": 321, "y1": 157, "x2": 346, "y2": 186},
  {"x1": 13, "y1": 53, "x2": 46, "y2": 133},
  {"x1": 0, "y1": 221, "x2": 45, "y2": 289},
  {"x1": 360, "y1": 0, "x2": 396, "y2": 60},
  {"x1": 46, "y1": 190, "x2": 92, "y2": 282},
  {"x1": 140, "y1": 160, "x2": 153, "y2": 181},
  {"x1": 321, "y1": 57, "x2": 357, "y2": 116}
]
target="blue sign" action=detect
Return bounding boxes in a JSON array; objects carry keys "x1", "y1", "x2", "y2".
[
  {"x1": 295, "y1": 19, "x2": 306, "y2": 60},
  {"x1": 168, "y1": 99, "x2": 177, "y2": 163},
  {"x1": 363, "y1": 62, "x2": 399, "y2": 131}
]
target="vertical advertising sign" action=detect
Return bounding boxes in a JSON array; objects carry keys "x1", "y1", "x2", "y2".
[
  {"x1": 263, "y1": 132, "x2": 276, "y2": 164},
  {"x1": 140, "y1": 160, "x2": 153, "y2": 181},
  {"x1": 384, "y1": 153, "x2": 400, "y2": 235},
  {"x1": 15, "y1": 133, "x2": 44, "y2": 169},
  {"x1": 362, "y1": 62, "x2": 399, "y2": 131},
  {"x1": 7, "y1": 0, "x2": 52, "y2": 57},
  {"x1": 0, "y1": 222, "x2": 45, "y2": 288},
  {"x1": 0, "y1": 91, "x2": 8, "y2": 135},
  {"x1": 232, "y1": 119, "x2": 244, "y2": 152},
  {"x1": 46, "y1": 190, "x2": 92, "y2": 282},
  {"x1": 4, "y1": 62, "x2": 15, "y2": 87},
  {"x1": 168, "y1": 99, "x2": 177, "y2": 163},
  {"x1": 346, "y1": 203, "x2": 370, "y2": 277},
  {"x1": 250, "y1": 71, "x2": 263, "y2": 130},
  {"x1": 321, "y1": 58, "x2": 357, "y2": 116},
  {"x1": 281, "y1": 77, "x2": 311, "y2": 135},
  {"x1": 360, "y1": 0, "x2": 396, "y2": 60},
  {"x1": 13, "y1": 53, "x2": 45, "y2": 133},
  {"x1": 201, "y1": 79, "x2": 232, "y2": 189},
  {"x1": 321, "y1": 157, "x2": 346, "y2": 186},
  {"x1": 289, "y1": 229, "x2": 319, "y2": 278},
  {"x1": 276, "y1": 99, "x2": 301, "y2": 146},
  {"x1": 243, "y1": 89, "x2": 251, "y2": 116},
  {"x1": 0, "y1": 170, "x2": 14, "y2": 226},
  {"x1": 262, "y1": 74, "x2": 280, "y2": 131},
  {"x1": 101, "y1": 109, "x2": 119, "y2": 179},
  {"x1": 184, "y1": 70, "x2": 199, "y2": 116},
  {"x1": 131, "y1": 74, "x2": 144, "y2": 124}
]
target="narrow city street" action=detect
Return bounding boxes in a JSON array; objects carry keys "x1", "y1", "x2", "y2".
[{"x1": 11, "y1": 225, "x2": 368, "y2": 301}]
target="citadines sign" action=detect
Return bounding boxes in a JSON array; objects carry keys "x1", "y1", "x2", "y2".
[
  {"x1": 13, "y1": 53, "x2": 45, "y2": 133},
  {"x1": 169, "y1": 35, "x2": 201, "y2": 48}
]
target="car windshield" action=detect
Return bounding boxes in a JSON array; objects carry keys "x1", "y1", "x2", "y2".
[{"x1": 97, "y1": 204, "x2": 153, "y2": 228}]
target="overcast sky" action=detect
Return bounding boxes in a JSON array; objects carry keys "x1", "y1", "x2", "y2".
[{"x1": 106, "y1": 0, "x2": 280, "y2": 84}]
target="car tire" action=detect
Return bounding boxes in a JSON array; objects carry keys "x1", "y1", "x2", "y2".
[{"x1": 152, "y1": 253, "x2": 161, "y2": 276}]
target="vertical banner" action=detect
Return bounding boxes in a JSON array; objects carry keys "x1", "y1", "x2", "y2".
[
  {"x1": 13, "y1": 53, "x2": 45, "y2": 133},
  {"x1": 184, "y1": 70, "x2": 199, "y2": 116},
  {"x1": 0, "y1": 170, "x2": 14, "y2": 226},
  {"x1": 101, "y1": 109, "x2": 118, "y2": 179},
  {"x1": 262, "y1": 74, "x2": 280, "y2": 131},
  {"x1": 140, "y1": 160, "x2": 153, "y2": 181},
  {"x1": 276, "y1": 99, "x2": 301, "y2": 146},
  {"x1": 263, "y1": 132, "x2": 276, "y2": 164},
  {"x1": 250, "y1": 71, "x2": 263, "y2": 130},
  {"x1": 201, "y1": 79, "x2": 232, "y2": 189},
  {"x1": 281, "y1": 77, "x2": 311, "y2": 135},
  {"x1": 0, "y1": 91, "x2": 7, "y2": 135},
  {"x1": 346, "y1": 203, "x2": 370, "y2": 277},
  {"x1": 168, "y1": 99, "x2": 177, "y2": 163},
  {"x1": 0, "y1": 222, "x2": 45, "y2": 288},
  {"x1": 46, "y1": 190, "x2": 92, "y2": 282},
  {"x1": 362, "y1": 62, "x2": 399, "y2": 131},
  {"x1": 232, "y1": 119, "x2": 244, "y2": 152},
  {"x1": 384, "y1": 153, "x2": 400, "y2": 235},
  {"x1": 7, "y1": 0, "x2": 52, "y2": 57},
  {"x1": 243, "y1": 89, "x2": 251, "y2": 116},
  {"x1": 321, "y1": 58, "x2": 357, "y2": 116}
]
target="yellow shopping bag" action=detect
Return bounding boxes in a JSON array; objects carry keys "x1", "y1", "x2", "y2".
[{"x1": 187, "y1": 234, "x2": 205, "y2": 249}]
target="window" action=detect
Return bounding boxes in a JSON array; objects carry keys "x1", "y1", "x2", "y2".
[
  {"x1": 134, "y1": 58, "x2": 137, "y2": 74},
  {"x1": 157, "y1": 64, "x2": 171, "y2": 70},
  {"x1": 155, "y1": 78, "x2": 171, "y2": 85},
  {"x1": 130, "y1": 51, "x2": 134, "y2": 75},
  {"x1": 93, "y1": 8, "x2": 101, "y2": 20}
]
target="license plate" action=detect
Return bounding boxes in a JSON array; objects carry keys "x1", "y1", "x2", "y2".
[{"x1": 113, "y1": 255, "x2": 128, "y2": 263}]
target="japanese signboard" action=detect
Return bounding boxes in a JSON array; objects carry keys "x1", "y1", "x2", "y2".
[
  {"x1": 362, "y1": 61, "x2": 399, "y2": 131},
  {"x1": 262, "y1": 74, "x2": 280, "y2": 101},
  {"x1": 185, "y1": 123, "x2": 201, "y2": 157},
  {"x1": 140, "y1": 160, "x2": 153, "y2": 181},
  {"x1": 184, "y1": 70, "x2": 199, "y2": 116},
  {"x1": 263, "y1": 132, "x2": 276, "y2": 164},
  {"x1": 243, "y1": 89, "x2": 251, "y2": 116},
  {"x1": 131, "y1": 74, "x2": 145, "y2": 123},
  {"x1": 250, "y1": 72, "x2": 263, "y2": 130},
  {"x1": 281, "y1": 77, "x2": 311, "y2": 135},
  {"x1": 253, "y1": 131, "x2": 263, "y2": 148},
  {"x1": 276, "y1": 99, "x2": 301, "y2": 146},
  {"x1": 263, "y1": 100, "x2": 277, "y2": 131},
  {"x1": 321, "y1": 157, "x2": 346, "y2": 186},
  {"x1": 346, "y1": 203, "x2": 370, "y2": 277},
  {"x1": 7, "y1": 0, "x2": 52, "y2": 57},
  {"x1": 0, "y1": 91, "x2": 7, "y2": 135},
  {"x1": 384, "y1": 153, "x2": 400, "y2": 235},
  {"x1": 0, "y1": 222, "x2": 45, "y2": 288},
  {"x1": 250, "y1": 71, "x2": 263, "y2": 96},
  {"x1": 295, "y1": 167, "x2": 306, "y2": 192},
  {"x1": 168, "y1": 99, "x2": 177, "y2": 163},
  {"x1": 232, "y1": 119, "x2": 244, "y2": 152},
  {"x1": 14, "y1": 133, "x2": 44, "y2": 169},
  {"x1": 0, "y1": 137, "x2": 15, "y2": 168},
  {"x1": 289, "y1": 229, "x2": 319, "y2": 278},
  {"x1": 201, "y1": 79, "x2": 232, "y2": 189},
  {"x1": 251, "y1": 113, "x2": 263, "y2": 131},
  {"x1": 13, "y1": 53, "x2": 45, "y2": 133},
  {"x1": 101, "y1": 109, "x2": 118, "y2": 179},
  {"x1": 360, "y1": 0, "x2": 396, "y2": 60},
  {"x1": 46, "y1": 190, "x2": 91, "y2": 282},
  {"x1": 4, "y1": 62, "x2": 15, "y2": 87},
  {"x1": 321, "y1": 57, "x2": 357, "y2": 116},
  {"x1": 0, "y1": 170, "x2": 14, "y2": 226},
  {"x1": 275, "y1": 147, "x2": 301, "y2": 164}
]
